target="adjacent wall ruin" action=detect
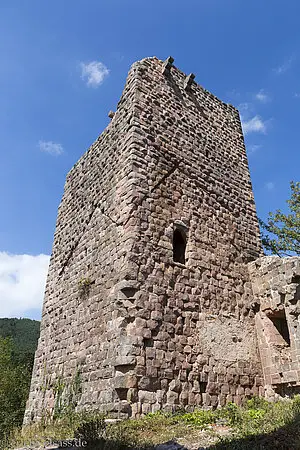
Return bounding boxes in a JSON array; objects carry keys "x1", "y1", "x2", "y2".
[
  {"x1": 24, "y1": 56, "x2": 299, "y2": 424},
  {"x1": 249, "y1": 256, "x2": 300, "y2": 397}
]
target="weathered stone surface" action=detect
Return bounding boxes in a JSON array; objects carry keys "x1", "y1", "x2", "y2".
[
  {"x1": 24, "y1": 56, "x2": 300, "y2": 424},
  {"x1": 249, "y1": 256, "x2": 300, "y2": 397}
]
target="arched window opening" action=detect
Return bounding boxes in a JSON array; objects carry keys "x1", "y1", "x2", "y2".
[{"x1": 173, "y1": 228, "x2": 186, "y2": 264}]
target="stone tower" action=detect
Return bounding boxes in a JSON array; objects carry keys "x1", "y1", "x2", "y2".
[{"x1": 25, "y1": 56, "x2": 266, "y2": 423}]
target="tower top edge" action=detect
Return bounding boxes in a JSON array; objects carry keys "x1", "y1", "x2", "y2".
[{"x1": 129, "y1": 56, "x2": 239, "y2": 114}]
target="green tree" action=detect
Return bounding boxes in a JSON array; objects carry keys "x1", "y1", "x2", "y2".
[
  {"x1": 260, "y1": 181, "x2": 300, "y2": 256},
  {"x1": 0, "y1": 337, "x2": 33, "y2": 442}
]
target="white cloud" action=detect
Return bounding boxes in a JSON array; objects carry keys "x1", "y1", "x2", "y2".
[
  {"x1": 242, "y1": 116, "x2": 267, "y2": 135},
  {"x1": 265, "y1": 182, "x2": 275, "y2": 191},
  {"x1": 39, "y1": 140, "x2": 64, "y2": 156},
  {"x1": 255, "y1": 89, "x2": 270, "y2": 103},
  {"x1": 0, "y1": 252, "x2": 50, "y2": 318},
  {"x1": 247, "y1": 144, "x2": 262, "y2": 155},
  {"x1": 80, "y1": 61, "x2": 109, "y2": 87},
  {"x1": 238, "y1": 102, "x2": 252, "y2": 114},
  {"x1": 226, "y1": 89, "x2": 241, "y2": 102},
  {"x1": 273, "y1": 56, "x2": 294, "y2": 75},
  {"x1": 294, "y1": 93, "x2": 300, "y2": 98}
]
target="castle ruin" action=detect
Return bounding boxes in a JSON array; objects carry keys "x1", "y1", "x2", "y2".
[{"x1": 24, "y1": 57, "x2": 300, "y2": 423}]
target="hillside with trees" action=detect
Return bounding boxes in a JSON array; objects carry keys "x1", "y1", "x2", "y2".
[
  {"x1": 0, "y1": 318, "x2": 40, "y2": 443},
  {"x1": 0, "y1": 318, "x2": 40, "y2": 356}
]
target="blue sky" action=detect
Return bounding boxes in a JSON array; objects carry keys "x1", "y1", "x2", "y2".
[{"x1": 0, "y1": 0, "x2": 299, "y2": 319}]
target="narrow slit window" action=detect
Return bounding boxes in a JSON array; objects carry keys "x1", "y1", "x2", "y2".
[
  {"x1": 173, "y1": 228, "x2": 186, "y2": 264},
  {"x1": 270, "y1": 310, "x2": 290, "y2": 346}
]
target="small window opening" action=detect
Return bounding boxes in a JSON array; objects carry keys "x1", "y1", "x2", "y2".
[
  {"x1": 173, "y1": 228, "x2": 186, "y2": 264},
  {"x1": 270, "y1": 310, "x2": 290, "y2": 346},
  {"x1": 115, "y1": 388, "x2": 128, "y2": 401},
  {"x1": 115, "y1": 364, "x2": 135, "y2": 374}
]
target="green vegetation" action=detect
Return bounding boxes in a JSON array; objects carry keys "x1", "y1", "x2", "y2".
[
  {"x1": 4, "y1": 396, "x2": 300, "y2": 449},
  {"x1": 260, "y1": 181, "x2": 300, "y2": 256},
  {"x1": 0, "y1": 337, "x2": 34, "y2": 445},
  {"x1": 0, "y1": 318, "x2": 40, "y2": 357},
  {"x1": 0, "y1": 318, "x2": 40, "y2": 445},
  {"x1": 78, "y1": 277, "x2": 93, "y2": 298},
  {"x1": 52, "y1": 367, "x2": 82, "y2": 419}
]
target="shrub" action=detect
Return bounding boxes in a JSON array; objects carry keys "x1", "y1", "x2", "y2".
[
  {"x1": 220, "y1": 402, "x2": 242, "y2": 426},
  {"x1": 245, "y1": 396, "x2": 270, "y2": 411},
  {"x1": 181, "y1": 409, "x2": 216, "y2": 428},
  {"x1": 74, "y1": 412, "x2": 106, "y2": 441}
]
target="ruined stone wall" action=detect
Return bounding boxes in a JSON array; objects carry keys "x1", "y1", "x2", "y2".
[
  {"x1": 25, "y1": 57, "x2": 264, "y2": 423},
  {"x1": 249, "y1": 256, "x2": 300, "y2": 397}
]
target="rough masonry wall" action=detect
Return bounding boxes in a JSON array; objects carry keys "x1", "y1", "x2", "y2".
[
  {"x1": 26, "y1": 57, "x2": 264, "y2": 423},
  {"x1": 119, "y1": 57, "x2": 264, "y2": 415},
  {"x1": 249, "y1": 256, "x2": 300, "y2": 397},
  {"x1": 24, "y1": 62, "x2": 145, "y2": 423}
]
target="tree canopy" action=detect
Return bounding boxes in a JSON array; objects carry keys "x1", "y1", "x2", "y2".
[
  {"x1": 0, "y1": 337, "x2": 34, "y2": 441},
  {"x1": 260, "y1": 181, "x2": 300, "y2": 256},
  {"x1": 0, "y1": 318, "x2": 40, "y2": 356},
  {"x1": 0, "y1": 318, "x2": 40, "y2": 442}
]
